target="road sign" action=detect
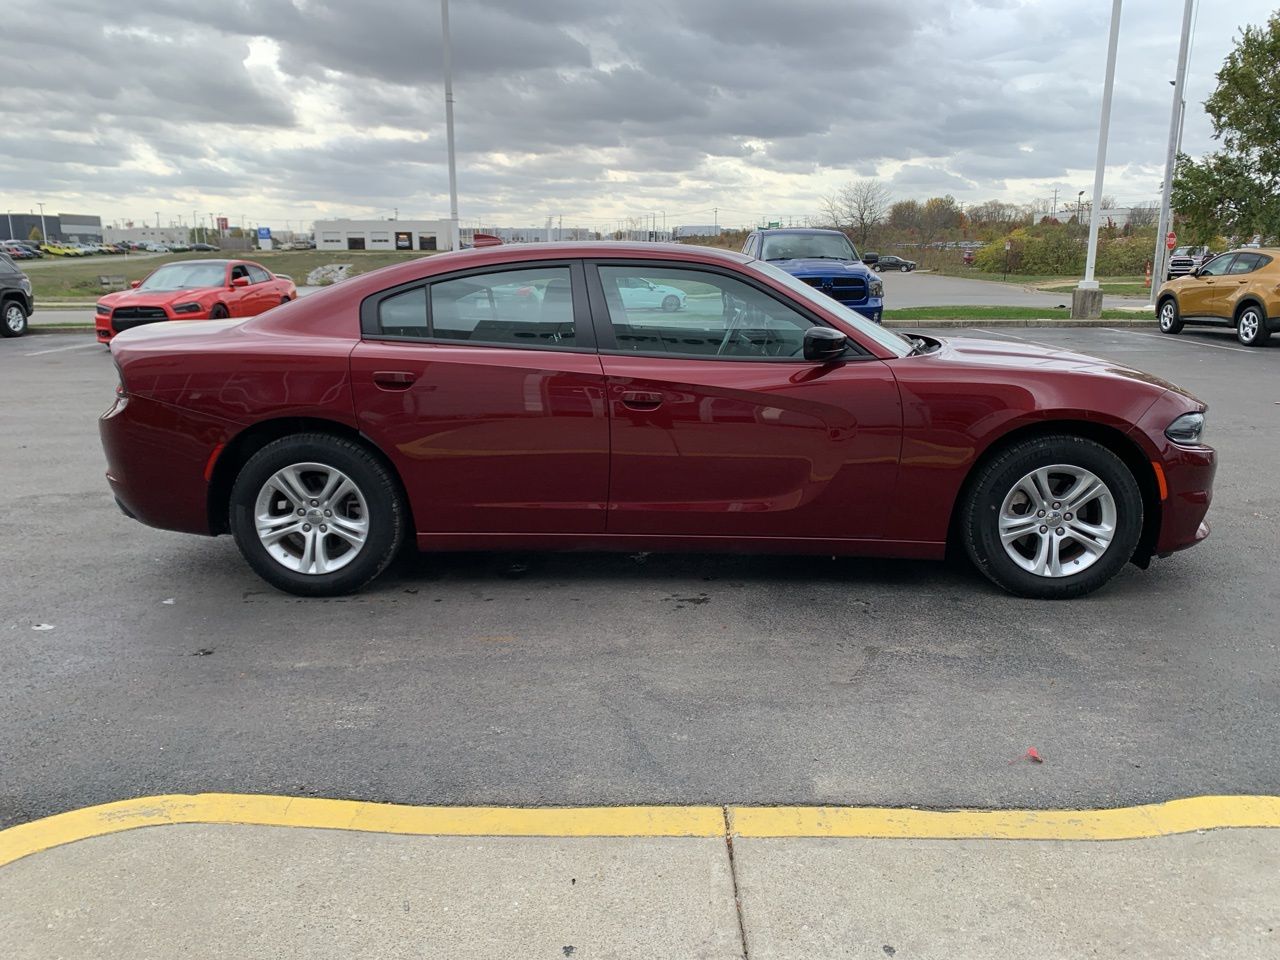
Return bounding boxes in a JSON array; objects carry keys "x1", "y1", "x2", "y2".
[
  {"x1": 257, "y1": 226, "x2": 272, "y2": 240},
  {"x1": 1166, "y1": 231, "x2": 1176, "y2": 250},
  {"x1": 216, "y1": 217, "x2": 229, "y2": 232}
]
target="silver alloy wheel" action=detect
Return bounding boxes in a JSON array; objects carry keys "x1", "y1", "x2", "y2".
[
  {"x1": 1159, "y1": 301, "x2": 1176, "y2": 331},
  {"x1": 997, "y1": 464, "x2": 1117, "y2": 578},
  {"x1": 4, "y1": 303, "x2": 25, "y2": 333},
  {"x1": 1238, "y1": 308, "x2": 1260, "y2": 343},
  {"x1": 253, "y1": 462, "x2": 369, "y2": 575}
]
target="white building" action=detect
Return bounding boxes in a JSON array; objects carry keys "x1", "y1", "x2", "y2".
[{"x1": 314, "y1": 219, "x2": 453, "y2": 252}]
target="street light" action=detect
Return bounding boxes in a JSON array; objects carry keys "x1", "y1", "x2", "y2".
[
  {"x1": 440, "y1": 0, "x2": 460, "y2": 252},
  {"x1": 1150, "y1": 0, "x2": 1195, "y2": 304},
  {"x1": 1077, "y1": 190, "x2": 1086, "y2": 222},
  {"x1": 38, "y1": 202, "x2": 48, "y2": 243}
]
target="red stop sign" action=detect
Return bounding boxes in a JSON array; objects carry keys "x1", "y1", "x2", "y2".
[{"x1": 1166, "y1": 232, "x2": 1177, "y2": 250}]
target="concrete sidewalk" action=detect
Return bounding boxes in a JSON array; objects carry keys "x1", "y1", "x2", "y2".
[{"x1": 2, "y1": 797, "x2": 1277, "y2": 959}]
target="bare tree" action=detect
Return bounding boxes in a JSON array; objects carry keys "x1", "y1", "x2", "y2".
[
  {"x1": 821, "y1": 178, "x2": 892, "y2": 248},
  {"x1": 1127, "y1": 201, "x2": 1158, "y2": 228}
]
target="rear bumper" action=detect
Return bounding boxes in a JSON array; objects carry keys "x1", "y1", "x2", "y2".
[{"x1": 99, "y1": 393, "x2": 228, "y2": 535}]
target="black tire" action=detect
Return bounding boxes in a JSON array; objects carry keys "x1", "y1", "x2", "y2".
[
  {"x1": 281, "y1": 295, "x2": 291, "y2": 305},
  {"x1": 1, "y1": 298, "x2": 28, "y2": 337},
  {"x1": 210, "y1": 303, "x2": 230, "y2": 320},
  {"x1": 961, "y1": 434, "x2": 1143, "y2": 599},
  {"x1": 661, "y1": 294, "x2": 681, "y2": 313},
  {"x1": 1157, "y1": 297, "x2": 1183, "y2": 334},
  {"x1": 229, "y1": 434, "x2": 406, "y2": 597},
  {"x1": 900, "y1": 264, "x2": 910, "y2": 272},
  {"x1": 1235, "y1": 303, "x2": 1271, "y2": 347}
]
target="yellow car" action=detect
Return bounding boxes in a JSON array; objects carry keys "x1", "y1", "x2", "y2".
[
  {"x1": 1156, "y1": 247, "x2": 1280, "y2": 347},
  {"x1": 40, "y1": 242, "x2": 80, "y2": 257}
]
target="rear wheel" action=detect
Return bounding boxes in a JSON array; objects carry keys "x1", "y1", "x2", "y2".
[
  {"x1": 962, "y1": 435, "x2": 1143, "y2": 599},
  {"x1": 1158, "y1": 297, "x2": 1183, "y2": 334},
  {"x1": 229, "y1": 434, "x2": 406, "y2": 596},
  {"x1": 210, "y1": 303, "x2": 230, "y2": 320},
  {"x1": 900, "y1": 264, "x2": 910, "y2": 272},
  {"x1": 1, "y1": 299, "x2": 28, "y2": 337},
  {"x1": 1236, "y1": 304, "x2": 1270, "y2": 347},
  {"x1": 662, "y1": 294, "x2": 681, "y2": 312}
]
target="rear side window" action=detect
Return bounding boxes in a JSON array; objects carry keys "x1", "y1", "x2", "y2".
[
  {"x1": 1227, "y1": 253, "x2": 1265, "y2": 274},
  {"x1": 247, "y1": 266, "x2": 271, "y2": 283},
  {"x1": 370, "y1": 265, "x2": 579, "y2": 350}
]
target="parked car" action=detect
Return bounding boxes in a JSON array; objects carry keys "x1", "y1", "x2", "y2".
[
  {"x1": 616, "y1": 276, "x2": 686, "y2": 311},
  {"x1": 875, "y1": 255, "x2": 917, "y2": 273},
  {"x1": 742, "y1": 228, "x2": 884, "y2": 322},
  {"x1": 142, "y1": 242, "x2": 171, "y2": 253},
  {"x1": 0, "y1": 251, "x2": 33, "y2": 337},
  {"x1": 190, "y1": 243, "x2": 220, "y2": 252},
  {"x1": 4, "y1": 240, "x2": 43, "y2": 258},
  {"x1": 169, "y1": 242, "x2": 192, "y2": 252},
  {"x1": 1156, "y1": 248, "x2": 1280, "y2": 346},
  {"x1": 94, "y1": 259, "x2": 297, "y2": 343},
  {"x1": 1166, "y1": 246, "x2": 1216, "y2": 280},
  {"x1": 99, "y1": 242, "x2": 1214, "y2": 599},
  {"x1": 1, "y1": 243, "x2": 36, "y2": 260},
  {"x1": 40, "y1": 242, "x2": 80, "y2": 256}
]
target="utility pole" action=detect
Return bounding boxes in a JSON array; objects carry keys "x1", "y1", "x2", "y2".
[
  {"x1": 1074, "y1": 0, "x2": 1123, "y2": 320},
  {"x1": 440, "y1": 0, "x2": 460, "y2": 252},
  {"x1": 1051, "y1": 187, "x2": 1059, "y2": 219},
  {"x1": 1150, "y1": 0, "x2": 1194, "y2": 303},
  {"x1": 155, "y1": 210, "x2": 160, "y2": 229},
  {"x1": 5, "y1": 210, "x2": 12, "y2": 239},
  {"x1": 713, "y1": 207, "x2": 718, "y2": 235}
]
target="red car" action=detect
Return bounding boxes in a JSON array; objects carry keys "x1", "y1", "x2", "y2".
[
  {"x1": 95, "y1": 259, "x2": 296, "y2": 343},
  {"x1": 99, "y1": 243, "x2": 1215, "y2": 599}
]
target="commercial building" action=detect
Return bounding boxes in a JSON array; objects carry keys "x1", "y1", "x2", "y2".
[
  {"x1": 314, "y1": 219, "x2": 454, "y2": 252},
  {"x1": 59, "y1": 213, "x2": 103, "y2": 242}
]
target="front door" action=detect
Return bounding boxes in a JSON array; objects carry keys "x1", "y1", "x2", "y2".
[
  {"x1": 350, "y1": 261, "x2": 609, "y2": 535},
  {"x1": 588, "y1": 261, "x2": 902, "y2": 540},
  {"x1": 1179, "y1": 253, "x2": 1236, "y2": 317}
]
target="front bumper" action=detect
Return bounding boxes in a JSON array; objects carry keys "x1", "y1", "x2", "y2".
[{"x1": 1130, "y1": 392, "x2": 1216, "y2": 557}]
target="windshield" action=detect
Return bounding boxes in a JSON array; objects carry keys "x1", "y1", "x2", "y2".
[
  {"x1": 139, "y1": 263, "x2": 227, "y2": 291},
  {"x1": 749, "y1": 259, "x2": 911, "y2": 358},
  {"x1": 761, "y1": 233, "x2": 858, "y2": 262}
]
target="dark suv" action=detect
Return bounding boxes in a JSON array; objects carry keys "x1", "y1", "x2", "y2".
[
  {"x1": 1, "y1": 251, "x2": 33, "y2": 337},
  {"x1": 742, "y1": 228, "x2": 884, "y2": 322}
]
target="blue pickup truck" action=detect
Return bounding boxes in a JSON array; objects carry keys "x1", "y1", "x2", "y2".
[{"x1": 741, "y1": 228, "x2": 883, "y2": 323}]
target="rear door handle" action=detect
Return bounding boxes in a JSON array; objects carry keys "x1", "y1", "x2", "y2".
[
  {"x1": 372, "y1": 370, "x2": 417, "y2": 391},
  {"x1": 621, "y1": 390, "x2": 663, "y2": 411}
]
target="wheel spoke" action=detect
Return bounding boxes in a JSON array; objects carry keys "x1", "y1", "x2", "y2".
[
  {"x1": 1066, "y1": 517, "x2": 1112, "y2": 551},
  {"x1": 272, "y1": 466, "x2": 311, "y2": 507},
  {"x1": 1028, "y1": 468, "x2": 1055, "y2": 508},
  {"x1": 257, "y1": 515, "x2": 305, "y2": 544},
  {"x1": 999, "y1": 513, "x2": 1041, "y2": 545},
  {"x1": 327, "y1": 514, "x2": 368, "y2": 546},
  {"x1": 326, "y1": 477, "x2": 356, "y2": 508},
  {"x1": 1028, "y1": 532, "x2": 1052, "y2": 576},
  {"x1": 1062, "y1": 473, "x2": 1104, "y2": 512}
]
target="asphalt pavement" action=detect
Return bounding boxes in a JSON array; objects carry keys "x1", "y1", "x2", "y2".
[{"x1": 0, "y1": 326, "x2": 1277, "y2": 829}]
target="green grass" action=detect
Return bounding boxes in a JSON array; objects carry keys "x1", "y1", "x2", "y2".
[
  {"x1": 27, "y1": 250, "x2": 436, "y2": 300},
  {"x1": 929, "y1": 265, "x2": 1152, "y2": 294},
  {"x1": 884, "y1": 305, "x2": 1150, "y2": 322}
]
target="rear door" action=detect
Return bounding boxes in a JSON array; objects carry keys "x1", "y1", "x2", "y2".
[
  {"x1": 1179, "y1": 253, "x2": 1235, "y2": 317},
  {"x1": 350, "y1": 260, "x2": 610, "y2": 535},
  {"x1": 246, "y1": 264, "x2": 277, "y2": 313},
  {"x1": 1222, "y1": 252, "x2": 1267, "y2": 316},
  {"x1": 586, "y1": 260, "x2": 902, "y2": 540}
]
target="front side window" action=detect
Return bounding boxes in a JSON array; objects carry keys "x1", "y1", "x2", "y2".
[
  {"x1": 596, "y1": 264, "x2": 816, "y2": 360},
  {"x1": 1197, "y1": 254, "x2": 1235, "y2": 277}
]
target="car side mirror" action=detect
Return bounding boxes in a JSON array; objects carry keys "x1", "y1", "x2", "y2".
[
  {"x1": 803, "y1": 326, "x2": 848, "y2": 362},
  {"x1": 130, "y1": 280, "x2": 141, "y2": 289},
  {"x1": 231, "y1": 276, "x2": 250, "y2": 287}
]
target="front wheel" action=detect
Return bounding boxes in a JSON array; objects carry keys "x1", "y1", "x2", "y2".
[
  {"x1": 1158, "y1": 297, "x2": 1183, "y2": 334},
  {"x1": 1, "y1": 299, "x2": 28, "y2": 337},
  {"x1": 229, "y1": 434, "x2": 406, "y2": 596},
  {"x1": 661, "y1": 295, "x2": 681, "y2": 312},
  {"x1": 900, "y1": 265, "x2": 910, "y2": 272},
  {"x1": 962, "y1": 435, "x2": 1143, "y2": 599},
  {"x1": 1236, "y1": 304, "x2": 1271, "y2": 347},
  {"x1": 210, "y1": 303, "x2": 230, "y2": 320}
]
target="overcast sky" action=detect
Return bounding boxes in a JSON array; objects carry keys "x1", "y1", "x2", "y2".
[{"x1": 1, "y1": 0, "x2": 1272, "y2": 231}]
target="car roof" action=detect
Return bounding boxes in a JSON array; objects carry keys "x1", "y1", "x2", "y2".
[
  {"x1": 1229, "y1": 247, "x2": 1280, "y2": 255},
  {"x1": 754, "y1": 228, "x2": 846, "y2": 236}
]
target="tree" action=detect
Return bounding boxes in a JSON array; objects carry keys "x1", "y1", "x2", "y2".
[
  {"x1": 1127, "y1": 201, "x2": 1158, "y2": 229},
  {"x1": 1172, "y1": 12, "x2": 1280, "y2": 240},
  {"x1": 919, "y1": 195, "x2": 962, "y2": 247},
  {"x1": 887, "y1": 199, "x2": 922, "y2": 231},
  {"x1": 821, "y1": 178, "x2": 891, "y2": 248},
  {"x1": 28, "y1": 226, "x2": 43, "y2": 244}
]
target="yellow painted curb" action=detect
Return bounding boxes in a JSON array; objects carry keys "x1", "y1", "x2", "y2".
[
  {"x1": 3, "y1": 794, "x2": 1279, "y2": 869},
  {"x1": 0, "y1": 794, "x2": 725, "y2": 869},
  {"x1": 730, "y1": 795, "x2": 1280, "y2": 840}
]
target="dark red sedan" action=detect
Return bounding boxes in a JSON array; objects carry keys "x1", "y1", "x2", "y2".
[
  {"x1": 99, "y1": 243, "x2": 1214, "y2": 599},
  {"x1": 95, "y1": 259, "x2": 296, "y2": 343}
]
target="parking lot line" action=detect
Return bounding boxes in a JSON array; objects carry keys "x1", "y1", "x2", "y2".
[
  {"x1": 4, "y1": 793, "x2": 1279, "y2": 869},
  {"x1": 21, "y1": 341, "x2": 101, "y2": 357},
  {"x1": 1104, "y1": 327, "x2": 1255, "y2": 354}
]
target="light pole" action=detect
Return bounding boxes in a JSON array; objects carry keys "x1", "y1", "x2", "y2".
[
  {"x1": 38, "y1": 202, "x2": 48, "y2": 243},
  {"x1": 1073, "y1": 0, "x2": 1123, "y2": 320},
  {"x1": 440, "y1": 0, "x2": 460, "y2": 252},
  {"x1": 1149, "y1": 0, "x2": 1194, "y2": 304},
  {"x1": 1076, "y1": 190, "x2": 1086, "y2": 222},
  {"x1": 5, "y1": 210, "x2": 12, "y2": 240}
]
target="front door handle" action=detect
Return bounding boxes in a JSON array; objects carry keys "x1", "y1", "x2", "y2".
[
  {"x1": 621, "y1": 390, "x2": 663, "y2": 411},
  {"x1": 372, "y1": 370, "x2": 417, "y2": 391}
]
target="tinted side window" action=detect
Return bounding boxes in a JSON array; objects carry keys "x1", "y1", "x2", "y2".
[
  {"x1": 1227, "y1": 253, "x2": 1263, "y2": 274},
  {"x1": 430, "y1": 266, "x2": 576, "y2": 349},
  {"x1": 596, "y1": 264, "x2": 815, "y2": 360},
  {"x1": 378, "y1": 286, "x2": 428, "y2": 336},
  {"x1": 247, "y1": 266, "x2": 271, "y2": 283}
]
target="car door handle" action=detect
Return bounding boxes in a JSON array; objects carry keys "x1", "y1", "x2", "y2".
[
  {"x1": 372, "y1": 370, "x2": 417, "y2": 391},
  {"x1": 620, "y1": 390, "x2": 663, "y2": 411}
]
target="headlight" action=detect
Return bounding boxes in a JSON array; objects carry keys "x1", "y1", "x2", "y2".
[
  {"x1": 1165, "y1": 412, "x2": 1206, "y2": 445},
  {"x1": 869, "y1": 279, "x2": 884, "y2": 298},
  {"x1": 172, "y1": 302, "x2": 203, "y2": 314},
  {"x1": 96, "y1": 304, "x2": 110, "y2": 315},
  {"x1": 20, "y1": 277, "x2": 32, "y2": 294}
]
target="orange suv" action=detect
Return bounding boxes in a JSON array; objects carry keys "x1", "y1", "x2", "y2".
[{"x1": 1156, "y1": 248, "x2": 1280, "y2": 346}]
